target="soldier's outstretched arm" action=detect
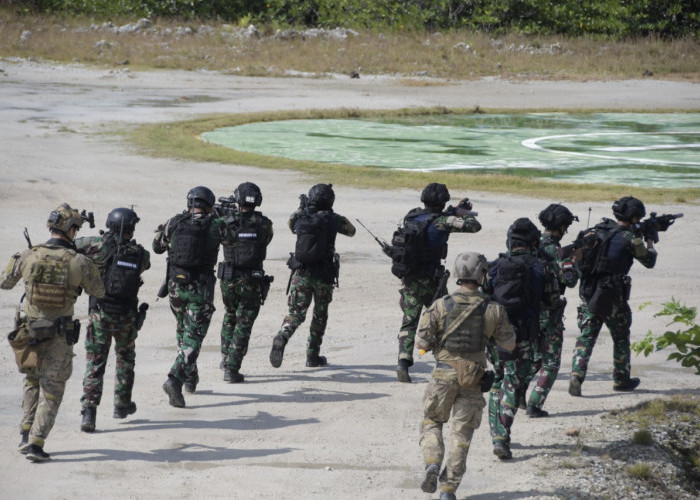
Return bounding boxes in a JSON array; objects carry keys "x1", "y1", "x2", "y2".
[
  {"x1": 336, "y1": 214, "x2": 356, "y2": 237},
  {"x1": 1, "y1": 251, "x2": 26, "y2": 290}
]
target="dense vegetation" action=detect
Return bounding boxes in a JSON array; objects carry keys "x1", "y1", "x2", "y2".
[{"x1": 7, "y1": 0, "x2": 699, "y2": 39}]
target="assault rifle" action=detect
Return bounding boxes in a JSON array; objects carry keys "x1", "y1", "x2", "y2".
[
  {"x1": 356, "y1": 219, "x2": 392, "y2": 258},
  {"x1": 214, "y1": 196, "x2": 239, "y2": 218},
  {"x1": 632, "y1": 212, "x2": 683, "y2": 244}
]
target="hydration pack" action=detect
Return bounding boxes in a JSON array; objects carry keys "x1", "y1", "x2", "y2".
[
  {"x1": 294, "y1": 210, "x2": 336, "y2": 265},
  {"x1": 104, "y1": 244, "x2": 143, "y2": 300},
  {"x1": 389, "y1": 209, "x2": 441, "y2": 279},
  {"x1": 223, "y1": 213, "x2": 269, "y2": 269},
  {"x1": 578, "y1": 218, "x2": 623, "y2": 300}
]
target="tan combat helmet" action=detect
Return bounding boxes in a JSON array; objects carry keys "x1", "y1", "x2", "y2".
[
  {"x1": 46, "y1": 203, "x2": 85, "y2": 233},
  {"x1": 453, "y1": 252, "x2": 488, "y2": 282}
]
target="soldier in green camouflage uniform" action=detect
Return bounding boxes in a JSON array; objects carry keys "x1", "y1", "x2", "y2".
[
  {"x1": 416, "y1": 253, "x2": 515, "y2": 500},
  {"x1": 521, "y1": 204, "x2": 580, "y2": 418},
  {"x1": 486, "y1": 218, "x2": 560, "y2": 460},
  {"x1": 217, "y1": 182, "x2": 274, "y2": 383},
  {"x1": 2, "y1": 203, "x2": 105, "y2": 462},
  {"x1": 75, "y1": 208, "x2": 151, "y2": 432},
  {"x1": 153, "y1": 187, "x2": 236, "y2": 407},
  {"x1": 570, "y1": 197, "x2": 657, "y2": 396},
  {"x1": 397, "y1": 183, "x2": 481, "y2": 383},
  {"x1": 270, "y1": 184, "x2": 355, "y2": 369}
]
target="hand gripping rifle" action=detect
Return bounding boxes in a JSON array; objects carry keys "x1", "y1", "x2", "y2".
[{"x1": 633, "y1": 212, "x2": 684, "y2": 244}]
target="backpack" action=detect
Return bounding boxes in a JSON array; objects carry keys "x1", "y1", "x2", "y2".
[
  {"x1": 389, "y1": 209, "x2": 440, "y2": 279},
  {"x1": 294, "y1": 210, "x2": 334, "y2": 265},
  {"x1": 104, "y1": 244, "x2": 143, "y2": 300},
  {"x1": 490, "y1": 253, "x2": 542, "y2": 318},
  {"x1": 578, "y1": 218, "x2": 622, "y2": 300}
]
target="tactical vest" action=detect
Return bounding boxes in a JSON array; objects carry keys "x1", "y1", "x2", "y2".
[
  {"x1": 440, "y1": 295, "x2": 488, "y2": 354},
  {"x1": 169, "y1": 214, "x2": 218, "y2": 271},
  {"x1": 102, "y1": 236, "x2": 143, "y2": 301},
  {"x1": 26, "y1": 245, "x2": 74, "y2": 309},
  {"x1": 223, "y1": 212, "x2": 268, "y2": 269}
]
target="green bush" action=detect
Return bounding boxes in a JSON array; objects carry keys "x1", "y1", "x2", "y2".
[
  {"x1": 5, "y1": 0, "x2": 700, "y2": 38},
  {"x1": 632, "y1": 299, "x2": 700, "y2": 375}
]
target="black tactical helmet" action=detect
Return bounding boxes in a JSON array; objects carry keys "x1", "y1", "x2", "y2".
[
  {"x1": 538, "y1": 203, "x2": 578, "y2": 231},
  {"x1": 612, "y1": 196, "x2": 646, "y2": 222},
  {"x1": 308, "y1": 183, "x2": 335, "y2": 210},
  {"x1": 507, "y1": 217, "x2": 541, "y2": 249},
  {"x1": 187, "y1": 186, "x2": 215, "y2": 209},
  {"x1": 106, "y1": 207, "x2": 140, "y2": 235},
  {"x1": 420, "y1": 183, "x2": 450, "y2": 208},
  {"x1": 234, "y1": 182, "x2": 263, "y2": 208}
]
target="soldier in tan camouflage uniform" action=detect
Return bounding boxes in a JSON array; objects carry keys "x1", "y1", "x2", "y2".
[
  {"x1": 2, "y1": 203, "x2": 105, "y2": 462},
  {"x1": 416, "y1": 252, "x2": 515, "y2": 500}
]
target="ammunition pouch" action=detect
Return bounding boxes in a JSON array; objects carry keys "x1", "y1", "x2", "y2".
[
  {"x1": 437, "y1": 360, "x2": 484, "y2": 389},
  {"x1": 8, "y1": 321, "x2": 37, "y2": 373}
]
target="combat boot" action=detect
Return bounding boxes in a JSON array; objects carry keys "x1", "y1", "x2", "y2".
[
  {"x1": 397, "y1": 359, "x2": 411, "y2": 383},
  {"x1": 493, "y1": 442, "x2": 512, "y2": 460},
  {"x1": 184, "y1": 380, "x2": 197, "y2": 394},
  {"x1": 306, "y1": 355, "x2": 327, "y2": 367},
  {"x1": 163, "y1": 377, "x2": 186, "y2": 408},
  {"x1": 526, "y1": 405, "x2": 549, "y2": 418},
  {"x1": 613, "y1": 377, "x2": 640, "y2": 392},
  {"x1": 569, "y1": 375, "x2": 582, "y2": 397},
  {"x1": 26, "y1": 444, "x2": 50, "y2": 463},
  {"x1": 440, "y1": 493, "x2": 457, "y2": 500},
  {"x1": 80, "y1": 406, "x2": 97, "y2": 433},
  {"x1": 225, "y1": 370, "x2": 245, "y2": 383},
  {"x1": 113, "y1": 402, "x2": 137, "y2": 419},
  {"x1": 18, "y1": 430, "x2": 29, "y2": 454},
  {"x1": 270, "y1": 334, "x2": 288, "y2": 368},
  {"x1": 420, "y1": 463, "x2": 439, "y2": 493}
]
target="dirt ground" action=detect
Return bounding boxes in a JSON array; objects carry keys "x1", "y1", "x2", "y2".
[{"x1": 0, "y1": 60, "x2": 699, "y2": 499}]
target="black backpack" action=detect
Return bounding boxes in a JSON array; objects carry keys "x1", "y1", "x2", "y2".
[
  {"x1": 104, "y1": 244, "x2": 143, "y2": 300},
  {"x1": 294, "y1": 210, "x2": 334, "y2": 265},
  {"x1": 578, "y1": 218, "x2": 622, "y2": 300},
  {"x1": 490, "y1": 253, "x2": 542, "y2": 318},
  {"x1": 389, "y1": 210, "x2": 440, "y2": 279}
]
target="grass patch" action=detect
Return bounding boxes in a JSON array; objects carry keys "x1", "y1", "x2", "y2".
[
  {"x1": 1, "y1": 11, "x2": 699, "y2": 81},
  {"x1": 631, "y1": 429, "x2": 654, "y2": 446},
  {"x1": 128, "y1": 107, "x2": 700, "y2": 203},
  {"x1": 627, "y1": 462, "x2": 654, "y2": 480}
]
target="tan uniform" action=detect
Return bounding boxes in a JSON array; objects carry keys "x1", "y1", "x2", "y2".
[
  {"x1": 2, "y1": 239, "x2": 105, "y2": 447},
  {"x1": 416, "y1": 289, "x2": 515, "y2": 496}
]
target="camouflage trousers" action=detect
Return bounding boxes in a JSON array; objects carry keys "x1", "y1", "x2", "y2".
[
  {"x1": 488, "y1": 339, "x2": 534, "y2": 444},
  {"x1": 220, "y1": 275, "x2": 262, "y2": 372},
  {"x1": 277, "y1": 271, "x2": 334, "y2": 357},
  {"x1": 81, "y1": 307, "x2": 138, "y2": 410},
  {"x1": 168, "y1": 279, "x2": 215, "y2": 385},
  {"x1": 420, "y1": 365, "x2": 485, "y2": 494},
  {"x1": 524, "y1": 305, "x2": 566, "y2": 410},
  {"x1": 22, "y1": 333, "x2": 74, "y2": 447},
  {"x1": 398, "y1": 274, "x2": 445, "y2": 365},
  {"x1": 571, "y1": 301, "x2": 633, "y2": 385}
]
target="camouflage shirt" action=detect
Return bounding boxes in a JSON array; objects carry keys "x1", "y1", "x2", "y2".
[{"x1": 1, "y1": 238, "x2": 105, "y2": 320}]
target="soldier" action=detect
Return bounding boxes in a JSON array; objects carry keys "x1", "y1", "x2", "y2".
[
  {"x1": 218, "y1": 182, "x2": 274, "y2": 383},
  {"x1": 487, "y1": 218, "x2": 559, "y2": 460},
  {"x1": 521, "y1": 204, "x2": 580, "y2": 417},
  {"x1": 416, "y1": 252, "x2": 515, "y2": 500},
  {"x1": 75, "y1": 208, "x2": 151, "y2": 432},
  {"x1": 569, "y1": 196, "x2": 657, "y2": 396},
  {"x1": 153, "y1": 186, "x2": 236, "y2": 408},
  {"x1": 269, "y1": 184, "x2": 355, "y2": 368},
  {"x1": 395, "y1": 183, "x2": 481, "y2": 383},
  {"x1": 2, "y1": 203, "x2": 105, "y2": 462}
]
